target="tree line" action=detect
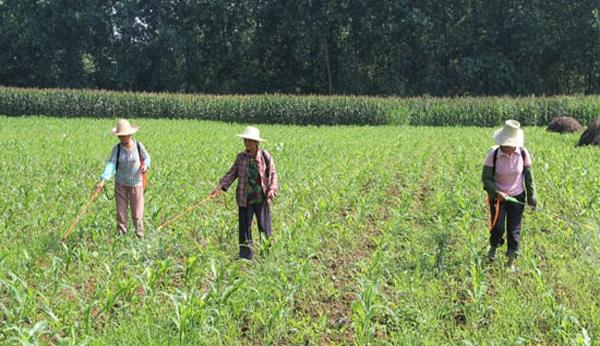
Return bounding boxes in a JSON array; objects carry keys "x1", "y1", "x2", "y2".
[{"x1": 1, "y1": 0, "x2": 598, "y2": 96}]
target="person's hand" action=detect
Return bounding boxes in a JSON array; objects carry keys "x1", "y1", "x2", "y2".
[
  {"x1": 140, "y1": 164, "x2": 147, "y2": 173},
  {"x1": 96, "y1": 180, "x2": 105, "y2": 192},
  {"x1": 497, "y1": 191, "x2": 507, "y2": 202},
  {"x1": 528, "y1": 197, "x2": 538, "y2": 210},
  {"x1": 267, "y1": 190, "x2": 276, "y2": 203},
  {"x1": 210, "y1": 186, "x2": 222, "y2": 199}
]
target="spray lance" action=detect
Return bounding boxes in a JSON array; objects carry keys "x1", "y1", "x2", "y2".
[{"x1": 502, "y1": 195, "x2": 595, "y2": 231}]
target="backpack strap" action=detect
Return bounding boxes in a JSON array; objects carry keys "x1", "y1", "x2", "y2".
[
  {"x1": 492, "y1": 147, "x2": 499, "y2": 177},
  {"x1": 137, "y1": 141, "x2": 143, "y2": 162},
  {"x1": 261, "y1": 149, "x2": 271, "y2": 182},
  {"x1": 261, "y1": 149, "x2": 270, "y2": 167},
  {"x1": 115, "y1": 144, "x2": 121, "y2": 171},
  {"x1": 115, "y1": 142, "x2": 146, "y2": 172}
]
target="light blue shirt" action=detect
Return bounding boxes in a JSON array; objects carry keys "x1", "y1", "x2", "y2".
[{"x1": 100, "y1": 141, "x2": 151, "y2": 187}]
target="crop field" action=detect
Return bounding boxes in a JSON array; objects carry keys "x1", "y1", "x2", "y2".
[{"x1": 1, "y1": 116, "x2": 599, "y2": 345}]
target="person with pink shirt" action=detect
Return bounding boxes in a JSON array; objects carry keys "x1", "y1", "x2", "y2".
[{"x1": 482, "y1": 120, "x2": 537, "y2": 270}]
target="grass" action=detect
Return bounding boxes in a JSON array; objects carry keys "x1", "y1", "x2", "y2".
[{"x1": 0, "y1": 116, "x2": 598, "y2": 345}]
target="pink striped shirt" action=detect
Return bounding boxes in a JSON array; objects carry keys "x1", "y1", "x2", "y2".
[{"x1": 484, "y1": 147, "x2": 532, "y2": 196}]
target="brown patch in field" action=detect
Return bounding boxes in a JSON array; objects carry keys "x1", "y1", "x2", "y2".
[
  {"x1": 361, "y1": 178, "x2": 377, "y2": 194},
  {"x1": 294, "y1": 291, "x2": 355, "y2": 344},
  {"x1": 282, "y1": 172, "x2": 406, "y2": 345},
  {"x1": 75, "y1": 278, "x2": 97, "y2": 298},
  {"x1": 453, "y1": 311, "x2": 467, "y2": 325},
  {"x1": 451, "y1": 288, "x2": 470, "y2": 326},
  {"x1": 196, "y1": 237, "x2": 209, "y2": 249},
  {"x1": 409, "y1": 153, "x2": 437, "y2": 214},
  {"x1": 553, "y1": 282, "x2": 576, "y2": 306},
  {"x1": 577, "y1": 119, "x2": 600, "y2": 146},
  {"x1": 337, "y1": 206, "x2": 354, "y2": 218},
  {"x1": 306, "y1": 174, "x2": 405, "y2": 345},
  {"x1": 135, "y1": 287, "x2": 145, "y2": 297},
  {"x1": 239, "y1": 314, "x2": 254, "y2": 339},
  {"x1": 90, "y1": 306, "x2": 106, "y2": 332},
  {"x1": 487, "y1": 282, "x2": 497, "y2": 299},
  {"x1": 546, "y1": 116, "x2": 582, "y2": 134},
  {"x1": 536, "y1": 316, "x2": 550, "y2": 335},
  {"x1": 46, "y1": 330, "x2": 67, "y2": 345},
  {"x1": 385, "y1": 178, "x2": 404, "y2": 199},
  {"x1": 59, "y1": 287, "x2": 79, "y2": 302},
  {"x1": 35, "y1": 257, "x2": 49, "y2": 270}
]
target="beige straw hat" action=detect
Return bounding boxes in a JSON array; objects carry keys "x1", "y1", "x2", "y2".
[
  {"x1": 493, "y1": 120, "x2": 524, "y2": 147},
  {"x1": 236, "y1": 126, "x2": 266, "y2": 142},
  {"x1": 111, "y1": 119, "x2": 139, "y2": 136}
]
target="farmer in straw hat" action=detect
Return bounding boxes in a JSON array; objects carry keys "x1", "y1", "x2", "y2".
[
  {"x1": 482, "y1": 120, "x2": 538, "y2": 270},
  {"x1": 210, "y1": 126, "x2": 278, "y2": 260},
  {"x1": 96, "y1": 119, "x2": 151, "y2": 238}
]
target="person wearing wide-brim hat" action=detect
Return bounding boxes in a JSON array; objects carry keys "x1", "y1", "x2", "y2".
[
  {"x1": 481, "y1": 120, "x2": 538, "y2": 270},
  {"x1": 96, "y1": 119, "x2": 151, "y2": 238},
  {"x1": 210, "y1": 126, "x2": 279, "y2": 260}
]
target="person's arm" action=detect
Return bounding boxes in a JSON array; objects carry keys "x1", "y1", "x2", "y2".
[
  {"x1": 100, "y1": 162, "x2": 116, "y2": 181},
  {"x1": 524, "y1": 167, "x2": 537, "y2": 207},
  {"x1": 482, "y1": 165, "x2": 498, "y2": 198},
  {"x1": 265, "y1": 151, "x2": 278, "y2": 201},
  {"x1": 522, "y1": 148, "x2": 537, "y2": 207},
  {"x1": 97, "y1": 146, "x2": 117, "y2": 190},
  {"x1": 139, "y1": 142, "x2": 151, "y2": 171},
  {"x1": 481, "y1": 149, "x2": 506, "y2": 201}
]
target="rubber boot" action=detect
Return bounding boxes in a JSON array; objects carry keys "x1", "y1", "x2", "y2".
[
  {"x1": 487, "y1": 246, "x2": 497, "y2": 262},
  {"x1": 506, "y1": 255, "x2": 516, "y2": 272}
]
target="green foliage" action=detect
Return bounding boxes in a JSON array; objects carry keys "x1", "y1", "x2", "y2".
[
  {"x1": 0, "y1": 117, "x2": 599, "y2": 344},
  {"x1": 2, "y1": 87, "x2": 600, "y2": 126},
  {"x1": 1, "y1": 1, "x2": 599, "y2": 95},
  {"x1": 0, "y1": 87, "x2": 391, "y2": 125},
  {"x1": 404, "y1": 96, "x2": 600, "y2": 126}
]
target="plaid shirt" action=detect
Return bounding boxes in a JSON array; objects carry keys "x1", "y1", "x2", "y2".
[{"x1": 219, "y1": 149, "x2": 278, "y2": 207}]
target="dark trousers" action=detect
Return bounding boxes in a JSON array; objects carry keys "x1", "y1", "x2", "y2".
[
  {"x1": 238, "y1": 201, "x2": 272, "y2": 259},
  {"x1": 489, "y1": 192, "x2": 525, "y2": 257}
]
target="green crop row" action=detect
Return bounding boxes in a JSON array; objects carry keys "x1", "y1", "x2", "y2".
[
  {"x1": 0, "y1": 87, "x2": 392, "y2": 125},
  {"x1": 1, "y1": 87, "x2": 599, "y2": 126},
  {"x1": 400, "y1": 96, "x2": 600, "y2": 127},
  {"x1": 1, "y1": 117, "x2": 599, "y2": 344}
]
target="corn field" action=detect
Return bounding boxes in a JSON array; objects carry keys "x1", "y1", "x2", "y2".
[
  {"x1": 1, "y1": 116, "x2": 599, "y2": 345},
  {"x1": 1, "y1": 87, "x2": 600, "y2": 126}
]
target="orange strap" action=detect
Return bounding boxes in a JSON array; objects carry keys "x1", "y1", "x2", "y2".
[
  {"x1": 142, "y1": 171, "x2": 147, "y2": 191},
  {"x1": 486, "y1": 195, "x2": 501, "y2": 232},
  {"x1": 141, "y1": 158, "x2": 147, "y2": 191}
]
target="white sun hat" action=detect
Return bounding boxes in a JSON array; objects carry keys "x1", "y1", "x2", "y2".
[
  {"x1": 111, "y1": 119, "x2": 139, "y2": 136},
  {"x1": 236, "y1": 126, "x2": 266, "y2": 142},
  {"x1": 493, "y1": 119, "x2": 524, "y2": 147}
]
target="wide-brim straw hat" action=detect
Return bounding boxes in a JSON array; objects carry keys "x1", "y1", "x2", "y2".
[
  {"x1": 493, "y1": 119, "x2": 524, "y2": 147},
  {"x1": 236, "y1": 126, "x2": 266, "y2": 142},
  {"x1": 111, "y1": 119, "x2": 139, "y2": 136}
]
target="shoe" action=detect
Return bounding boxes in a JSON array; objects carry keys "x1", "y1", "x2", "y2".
[
  {"x1": 487, "y1": 246, "x2": 497, "y2": 262},
  {"x1": 135, "y1": 219, "x2": 144, "y2": 239},
  {"x1": 239, "y1": 245, "x2": 253, "y2": 260},
  {"x1": 506, "y1": 256, "x2": 516, "y2": 271}
]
